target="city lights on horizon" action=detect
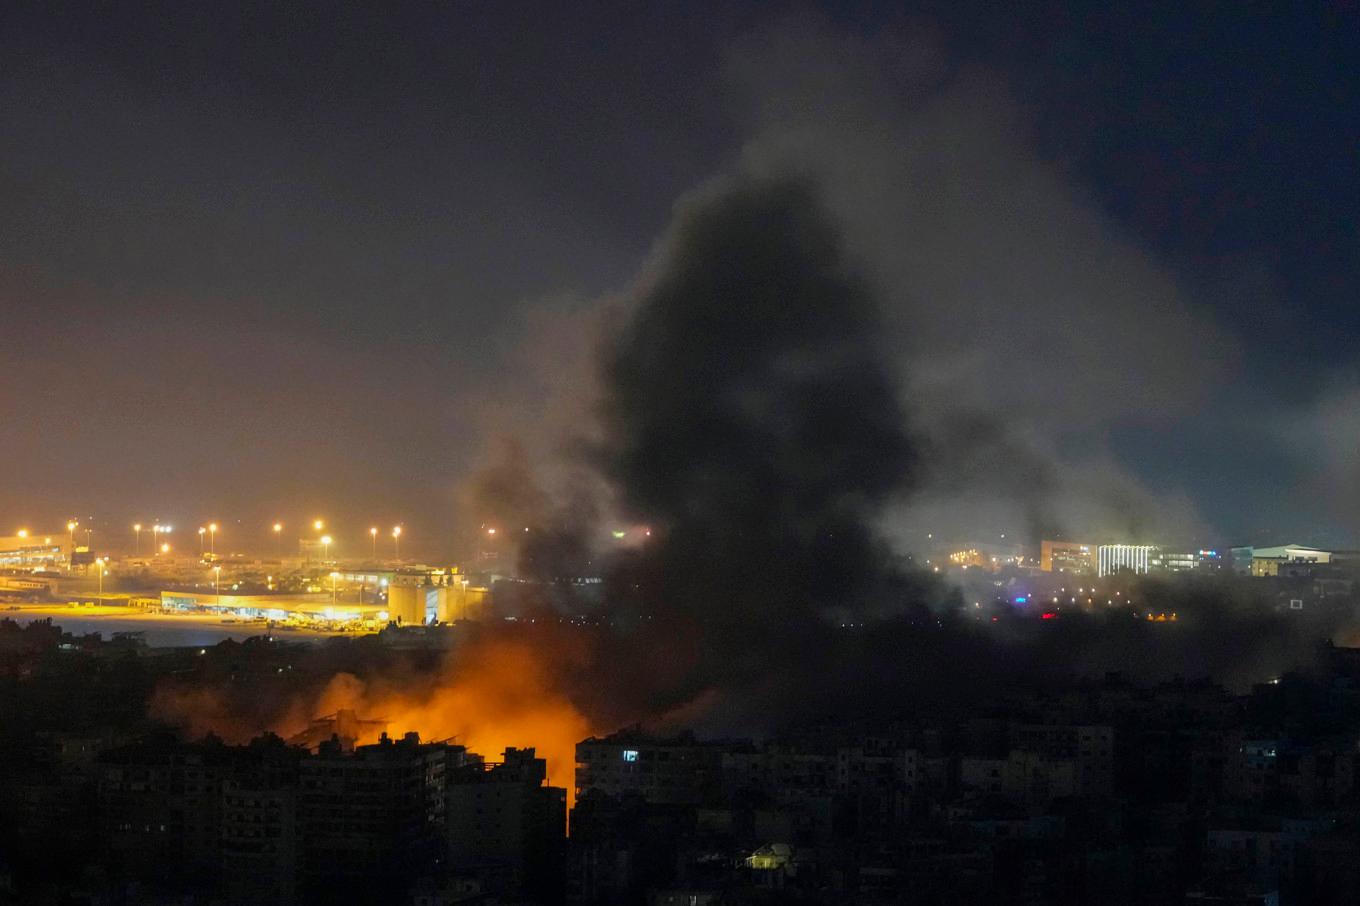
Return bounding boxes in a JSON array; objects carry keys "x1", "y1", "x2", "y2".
[{"x1": 15, "y1": 513, "x2": 421, "y2": 561}]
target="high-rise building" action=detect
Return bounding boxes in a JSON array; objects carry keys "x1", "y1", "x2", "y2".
[
  {"x1": 297, "y1": 732, "x2": 455, "y2": 903},
  {"x1": 445, "y1": 747, "x2": 567, "y2": 900},
  {"x1": 575, "y1": 730, "x2": 731, "y2": 806}
]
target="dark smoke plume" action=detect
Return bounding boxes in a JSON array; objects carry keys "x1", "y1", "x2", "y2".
[
  {"x1": 152, "y1": 175, "x2": 1355, "y2": 760},
  {"x1": 570, "y1": 174, "x2": 1348, "y2": 733},
  {"x1": 574, "y1": 176, "x2": 958, "y2": 729},
  {"x1": 600, "y1": 176, "x2": 916, "y2": 616}
]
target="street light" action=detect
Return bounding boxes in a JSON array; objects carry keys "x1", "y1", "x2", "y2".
[
  {"x1": 208, "y1": 522, "x2": 218, "y2": 555},
  {"x1": 272, "y1": 522, "x2": 283, "y2": 556},
  {"x1": 369, "y1": 527, "x2": 378, "y2": 559},
  {"x1": 314, "y1": 519, "x2": 324, "y2": 532},
  {"x1": 198, "y1": 527, "x2": 206, "y2": 554},
  {"x1": 392, "y1": 525, "x2": 402, "y2": 560},
  {"x1": 133, "y1": 523, "x2": 142, "y2": 555},
  {"x1": 330, "y1": 571, "x2": 339, "y2": 606},
  {"x1": 160, "y1": 542, "x2": 171, "y2": 555},
  {"x1": 16, "y1": 529, "x2": 27, "y2": 539},
  {"x1": 213, "y1": 565, "x2": 222, "y2": 606},
  {"x1": 320, "y1": 535, "x2": 332, "y2": 564},
  {"x1": 95, "y1": 557, "x2": 106, "y2": 596},
  {"x1": 67, "y1": 520, "x2": 78, "y2": 547}
]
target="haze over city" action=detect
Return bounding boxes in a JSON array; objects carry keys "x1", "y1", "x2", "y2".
[
  {"x1": 4, "y1": 3, "x2": 1358, "y2": 554},
  {"x1": 3, "y1": 4, "x2": 1359, "y2": 905}
]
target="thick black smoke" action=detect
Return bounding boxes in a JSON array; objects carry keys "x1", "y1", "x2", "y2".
[
  {"x1": 571, "y1": 176, "x2": 960, "y2": 728},
  {"x1": 439, "y1": 173, "x2": 1352, "y2": 740},
  {"x1": 600, "y1": 176, "x2": 916, "y2": 618},
  {"x1": 565, "y1": 175, "x2": 1351, "y2": 734}
]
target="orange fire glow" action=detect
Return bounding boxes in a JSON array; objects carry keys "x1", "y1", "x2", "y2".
[
  {"x1": 152, "y1": 633, "x2": 596, "y2": 799},
  {"x1": 302, "y1": 636, "x2": 593, "y2": 793}
]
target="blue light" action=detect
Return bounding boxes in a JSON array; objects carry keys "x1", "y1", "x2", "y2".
[{"x1": 1014, "y1": 596, "x2": 1027, "y2": 604}]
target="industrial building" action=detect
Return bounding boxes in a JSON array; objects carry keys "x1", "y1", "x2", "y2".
[
  {"x1": 158, "y1": 578, "x2": 488, "y2": 626},
  {"x1": 158, "y1": 590, "x2": 384, "y2": 623},
  {"x1": 0, "y1": 531, "x2": 72, "y2": 570},
  {"x1": 1230, "y1": 544, "x2": 1333, "y2": 577}
]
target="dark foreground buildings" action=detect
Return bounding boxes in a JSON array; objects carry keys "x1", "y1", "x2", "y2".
[
  {"x1": 566, "y1": 651, "x2": 1360, "y2": 905},
  {"x1": 91, "y1": 729, "x2": 565, "y2": 905},
  {"x1": 10, "y1": 615, "x2": 1360, "y2": 903}
]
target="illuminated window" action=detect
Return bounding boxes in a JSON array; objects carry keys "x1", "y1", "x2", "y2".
[{"x1": 622, "y1": 749, "x2": 639, "y2": 762}]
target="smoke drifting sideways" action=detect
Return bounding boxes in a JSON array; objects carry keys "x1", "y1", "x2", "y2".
[
  {"x1": 150, "y1": 176, "x2": 942, "y2": 761},
  {"x1": 153, "y1": 176, "x2": 1355, "y2": 767},
  {"x1": 575, "y1": 176, "x2": 1356, "y2": 729}
]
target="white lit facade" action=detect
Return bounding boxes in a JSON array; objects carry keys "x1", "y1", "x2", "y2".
[{"x1": 1097, "y1": 544, "x2": 1155, "y2": 577}]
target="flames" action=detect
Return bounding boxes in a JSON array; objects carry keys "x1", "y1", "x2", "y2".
[
  {"x1": 151, "y1": 631, "x2": 597, "y2": 798},
  {"x1": 304, "y1": 635, "x2": 593, "y2": 793}
]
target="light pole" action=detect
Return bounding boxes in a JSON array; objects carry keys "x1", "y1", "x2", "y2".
[
  {"x1": 133, "y1": 523, "x2": 142, "y2": 555},
  {"x1": 321, "y1": 535, "x2": 332, "y2": 565},
  {"x1": 208, "y1": 522, "x2": 218, "y2": 556},
  {"x1": 330, "y1": 571, "x2": 339, "y2": 607},
  {"x1": 67, "y1": 520, "x2": 78, "y2": 548},
  {"x1": 198, "y1": 527, "x2": 206, "y2": 554},
  {"x1": 95, "y1": 557, "x2": 106, "y2": 596},
  {"x1": 213, "y1": 565, "x2": 222, "y2": 606},
  {"x1": 369, "y1": 527, "x2": 378, "y2": 559},
  {"x1": 392, "y1": 526, "x2": 402, "y2": 561},
  {"x1": 272, "y1": 522, "x2": 283, "y2": 556}
]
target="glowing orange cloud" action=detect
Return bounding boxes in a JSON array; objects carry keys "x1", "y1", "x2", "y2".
[{"x1": 304, "y1": 636, "x2": 593, "y2": 794}]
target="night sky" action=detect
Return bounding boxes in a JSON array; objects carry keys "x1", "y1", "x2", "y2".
[{"x1": 2, "y1": 2, "x2": 1357, "y2": 555}]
